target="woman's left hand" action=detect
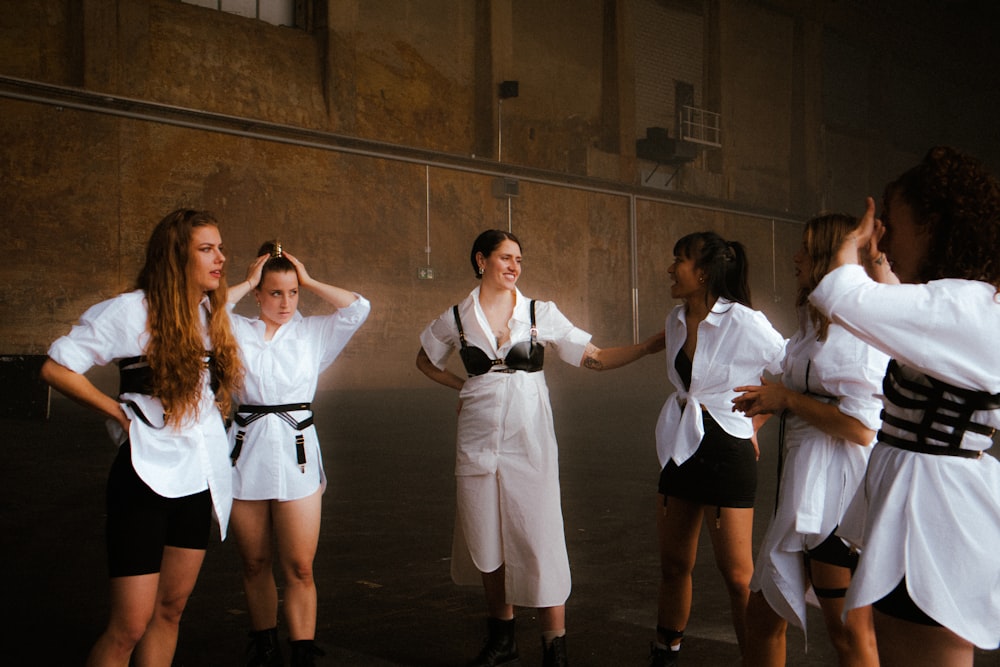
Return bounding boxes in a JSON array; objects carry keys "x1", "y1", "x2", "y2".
[
  {"x1": 283, "y1": 251, "x2": 313, "y2": 287},
  {"x1": 244, "y1": 253, "x2": 268, "y2": 288}
]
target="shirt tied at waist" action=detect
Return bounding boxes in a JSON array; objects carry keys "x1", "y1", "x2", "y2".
[{"x1": 655, "y1": 391, "x2": 706, "y2": 469}]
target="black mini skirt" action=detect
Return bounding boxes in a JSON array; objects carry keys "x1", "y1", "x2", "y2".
[{"x1": 657, "y1": 413, "x2": 757, "y2": 508}]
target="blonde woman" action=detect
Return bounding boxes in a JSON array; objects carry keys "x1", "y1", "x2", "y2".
[{"x1": 735, "y1": 214, "x2": 887, "y2": 666}]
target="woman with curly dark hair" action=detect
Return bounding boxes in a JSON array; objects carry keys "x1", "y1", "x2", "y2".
[
  {"x1": 811, "y1": 146, "x2": 1000, "y2": 665},
  {"x1": 41, "y1": 209, "x2": 243, "y2": 666}
]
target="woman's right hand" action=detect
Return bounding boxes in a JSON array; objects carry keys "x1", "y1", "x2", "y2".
[{"x1": 244, "y1": 253, "x2": 268, "y2": 289}]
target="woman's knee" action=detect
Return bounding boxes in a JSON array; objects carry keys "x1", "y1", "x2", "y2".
[
  {"x1": 283, "y1": 559, "x2": 315, "y2": 585},
  {"x1": 241, "y1": 554, "x2": 273, "y2": 579},
  {"x1": 746, "y1": 593, "x2": 785, "y2": 638}
]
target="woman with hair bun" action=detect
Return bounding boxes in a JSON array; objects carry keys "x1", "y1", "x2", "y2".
[
  {"x1": 649, "y1": 231, "x2": 786, "y2": 666},
  {"x1": 416, "y1": 229, "x2": 664, "y2": 667},
  {"x1": 41, "y1": 208, "x2": 243, "y2": 666},
  {"x1": 227, "y1": 242, "x2": 370, "y2": 667}
]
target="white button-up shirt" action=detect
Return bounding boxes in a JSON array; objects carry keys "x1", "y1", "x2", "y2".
[
  {"x1": 229, "y1": 295, "x2": 370, "y2": 501},
  {"x1": 47, "y1": 290, "x2": 234, "y2": 538},
  {"x1": 749, "y1": 310, "x2": 887, "y2": 632},
  {"x1": 655, "y1": 299, "x2": 786, "y2": 468},
  {"x1": 419, "y1": 287, "x2": 591, "y2": 607},
  {"x1": 810, "y1": 265, "x2": 1000, "y2": 649}
]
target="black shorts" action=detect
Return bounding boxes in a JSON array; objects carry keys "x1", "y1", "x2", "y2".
[
  {"x1": 106, "y1": 443, "x2": 212, "y2": 577},
  {"x1": 658, "y1": 413, "x2": 756, "y2": 508},
  {"x1": 805, "y1": 528, "x2": 858, "y2": 570},
  {"x1": 872, "y1": 577, "x2": 941, "y2": 627}
]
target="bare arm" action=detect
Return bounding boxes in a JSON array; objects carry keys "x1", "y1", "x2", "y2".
[
  {"x1": 733, "y1": 377, "x2": 875, "y2": 446},
  {"x1": 581, "y1": 330, "x2": 666, "y2": 371},
  {"x1": 40, "y1": 358, "x2": 130, "y2": 432},
  {"x1": 416, "y1": 347, "x2": 465, "y2": 391},
  {"x1": 285, "y1": 251, "x2": 358, "y2": 309}
]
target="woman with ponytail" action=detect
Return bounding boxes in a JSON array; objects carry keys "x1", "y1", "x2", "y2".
[
  {"x1": 649, "y1": 232, "x2": 786, "y2": 666},
  {"x1": 41, "y1": 209, "x2": 242, "y2": 666},
  {"x1": 226, "y1": 241, "x2": 370, "y2": 666}
]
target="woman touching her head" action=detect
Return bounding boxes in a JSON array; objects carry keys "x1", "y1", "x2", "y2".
[
  {"x1": 226, "y1": 241, "x2": 370, "y2": 666},
  {"x1": 810, "y1": 146, "x2": 1000, "y2": 666}
]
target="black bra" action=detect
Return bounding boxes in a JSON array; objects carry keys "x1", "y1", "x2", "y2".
[{"x1": 453, "y1": 300, "x2": 544, "y2": 377}]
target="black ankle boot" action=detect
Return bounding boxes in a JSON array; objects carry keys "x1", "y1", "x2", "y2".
[
  {"x1": 289, "y1": 639, "x2": 325, "y2": 666},
  {"x1": 467, "y1": 617, "x2": 520, "y2": 667},
  {"x1": 246, "y1": 627, "x2": 283, "y2": 667},
  {"x1": 541, "y1": 635, "x2": 568, "y2": 667}
]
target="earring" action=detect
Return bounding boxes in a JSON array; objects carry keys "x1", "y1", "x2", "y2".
[
  {"x1": 479, "y1": 266, "x2": 484, "y2": 275},
  {"x1": 698, "y1": 276, "x2": 705, "y2": 284}
]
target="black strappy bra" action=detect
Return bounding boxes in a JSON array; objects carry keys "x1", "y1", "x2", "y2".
[{"x1": 453, "y1": 300, "x2": 544, "y2": 377}]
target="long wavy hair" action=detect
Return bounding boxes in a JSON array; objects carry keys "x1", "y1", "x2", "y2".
[
  {"x1": 135, "y1": 209, "x2": 242, "y2": 423},
  {"x1": 887, "y1": 145, "x2": 1000, "y2": 289},
  {"x1": 673, "y1": 231, "x2": 752, "y2": 309},
  {"x1": 798, "y1": 213, "x2": 859, "y2": 340}
]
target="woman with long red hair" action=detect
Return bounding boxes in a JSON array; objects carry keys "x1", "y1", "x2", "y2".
[{"x1": 42, "y1": 209, "x2": 242, "y2": 666}]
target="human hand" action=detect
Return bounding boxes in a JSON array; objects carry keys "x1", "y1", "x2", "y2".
[
  {"x1": 732, "y1": 377, "x2": 786, "y2": 417},
  {"x1": 244, "y1": 253, "x2": 268, "y2": 289},
  {"x1": 851, "y1": 196, "x2": 877, "y2": 252},
  {"x1": 860, "y1": 216, "x2": 901, "y2": 285},
  {"x1": 283, "y1": 251, "x2": 313, "y2": 286}
]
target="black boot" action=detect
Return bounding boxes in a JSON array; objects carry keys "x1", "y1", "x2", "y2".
[
  {"x1": 648, "y1": 642, "x2": 677, "y2": 667},
  {"x1": 289, "y1": 639, "x2": 325, "y2": 666},
  {"x1": 246, "y1": 627, "x2": 283, "y2": 667},
  {"x1": 467, "y1": 617, "x2": 520, "y2": 667},
  {"x1": 541, "y1": 635, "x2": 568, "y2": 667},
  {"x1": 649, "y1": 626, "x2": 683, "y2": 667}
]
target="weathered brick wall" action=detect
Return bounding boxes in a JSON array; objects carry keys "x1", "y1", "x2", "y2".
[{"x1": 2, "y1": 0, "x2": 998, "y2": 392}]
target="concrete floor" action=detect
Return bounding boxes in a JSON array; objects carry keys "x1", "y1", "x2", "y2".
[{"x1": 3, "y1": 363, "x2": 998, "y2": 666}]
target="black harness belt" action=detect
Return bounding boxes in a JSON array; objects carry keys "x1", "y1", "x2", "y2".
[
  {"x1": 877, "y1": 360, "x2": 997, "y2": 460},
  {"x1": 230, "y1": 403, "x2": 314, "y2": 472}
]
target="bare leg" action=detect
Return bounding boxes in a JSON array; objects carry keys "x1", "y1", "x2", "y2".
[
  {"x1": 481, "y1": 564, "x2": 514, "y2": 620},
  {"x1": 273, "y1": 489, "x2": 323, "y2": 640},
  {"x1": 873, "y1": 610, "x2": 972, "y2": 667},
  {"x1": 231, "y1": 499, "x2": 278, "y2": 631},
  {"x1": 810, "y1": 559, "x2": 878, "y2": 667},
  {"x1": 656, "y1": 494, "x2": 704, "y2": 647},
  {"x1": 538, "y1": 605, "x2": 565, "y2": 633},
  {"x1": 132, "y1": 546, "x2": 206, "y2": 667},
  {"x1": 706, "y1": 506, "x2": 754, "y2": 654},
  {"x1": 743, "y1": 590, "x2": 787, "y2": 667},
  {"x1": 86, "y1": 574, "x2": 159, "y2": 667}
]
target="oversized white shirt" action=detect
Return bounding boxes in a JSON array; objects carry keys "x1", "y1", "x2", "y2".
[
  {"x1": 229, "y1": 295, "x2": 370, "y2": 501},
  {"x1": 811, "y1": 265, "x2": 1000, "y2": 649},
  {"x1": 47, "y1": 290, "x2": 234, "y2": 538},
  {"x1": 750, "y1": 310, "x2": 887, "y2": 632},
  {"x1": 419, "y1": 286, "x2": 591, "y2": 607},
  {"x1": 655, "y1": 299, "x2": 786, "y2": 468}
]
